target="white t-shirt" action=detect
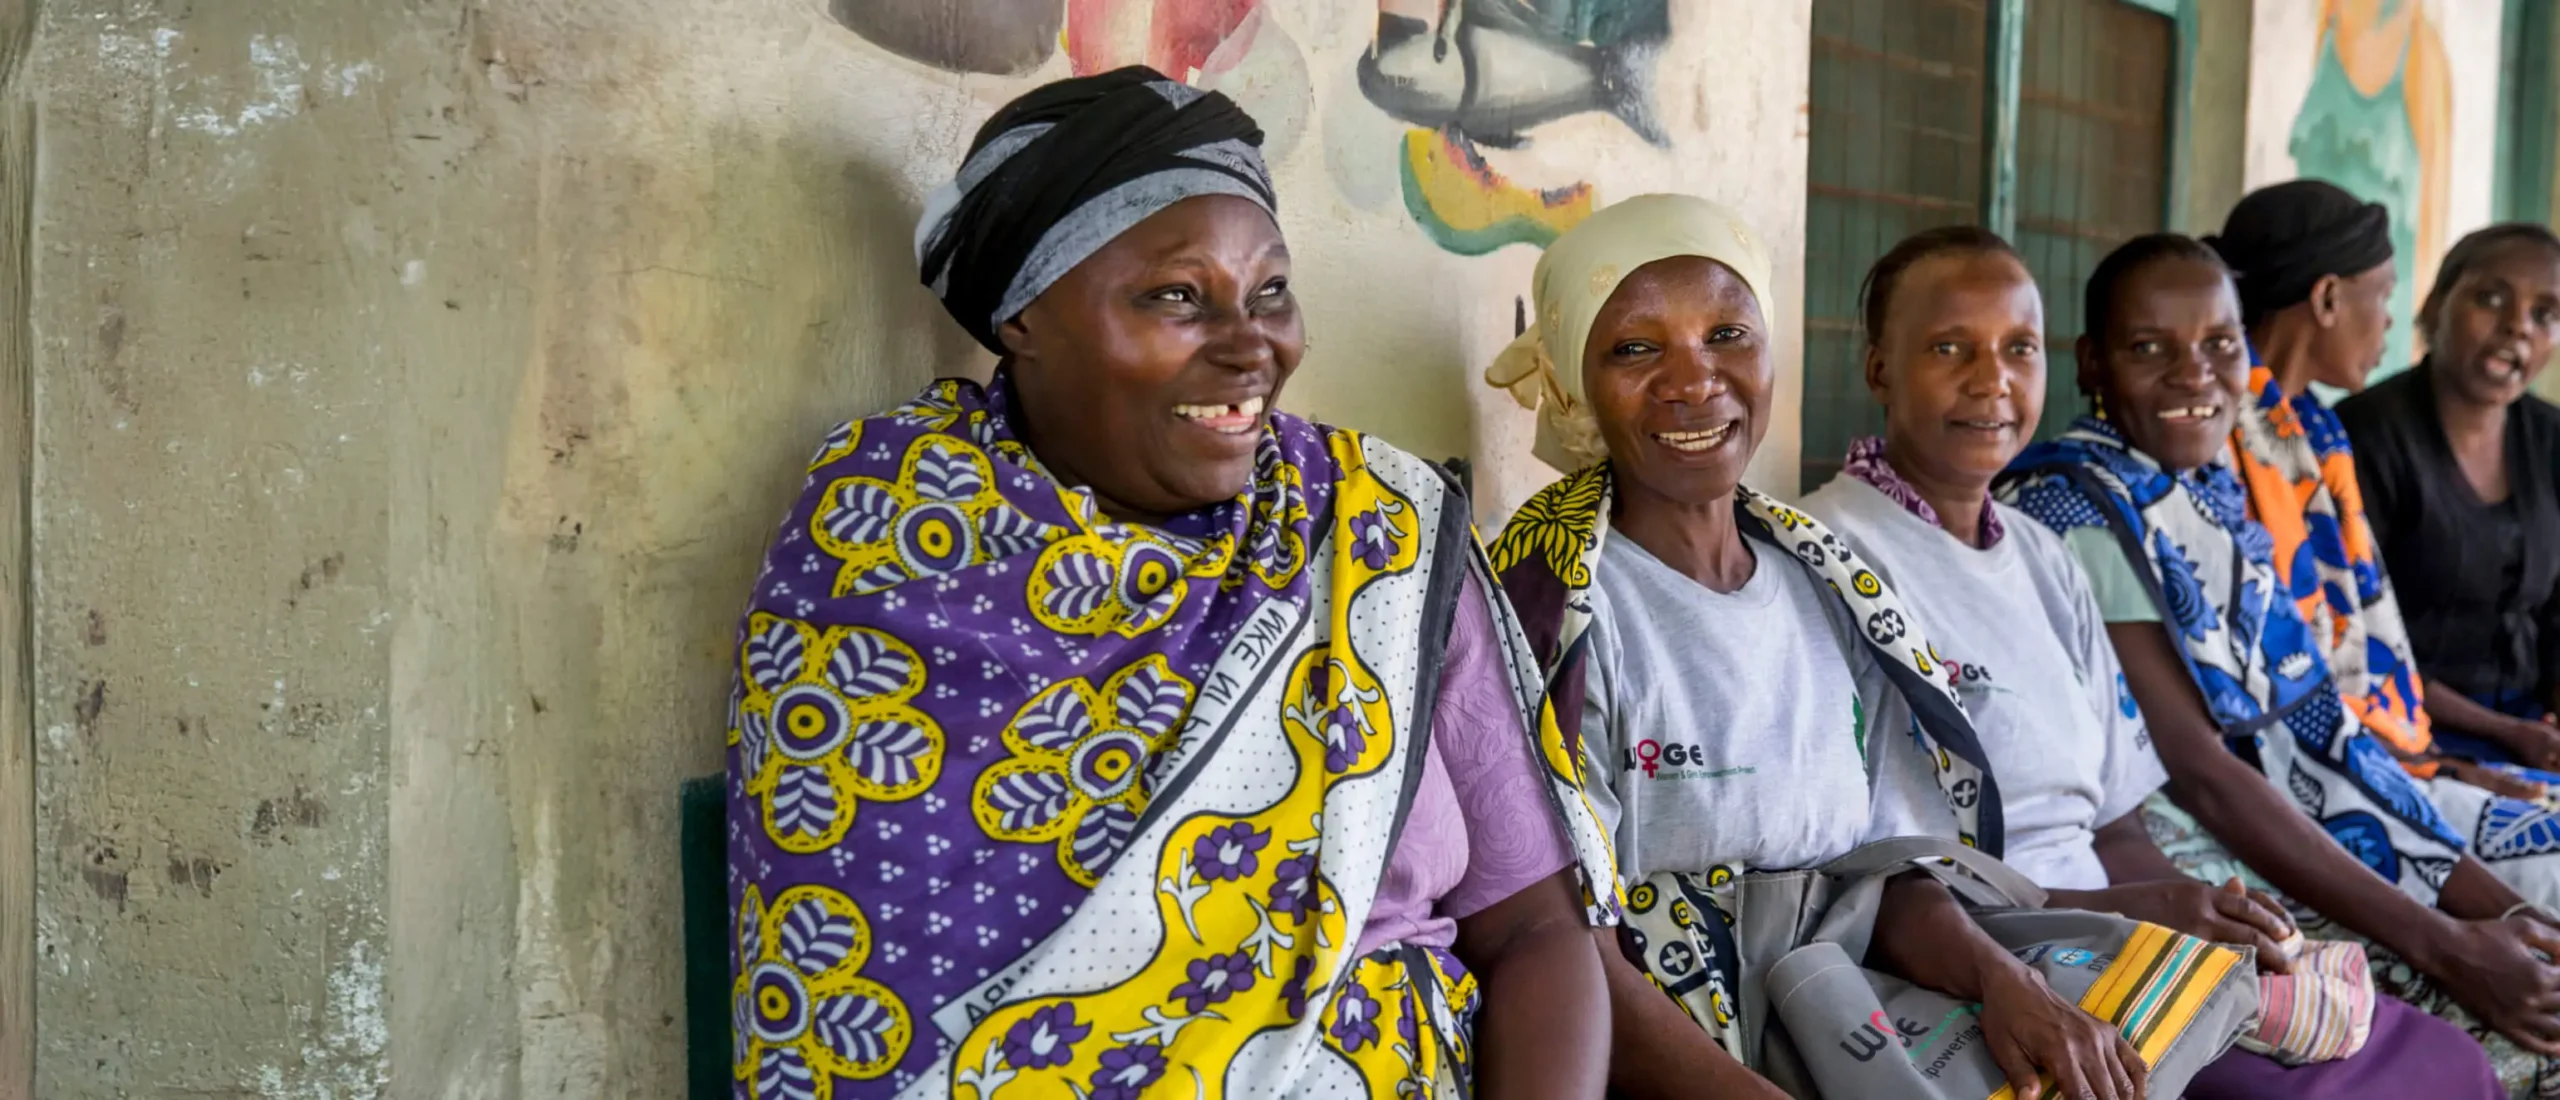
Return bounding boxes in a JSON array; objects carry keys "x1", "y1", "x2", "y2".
[
  {"x1": 1580, "y1": 526, "x2": 1922, "y2": 879},
  {"x1": 1805, "y1": 476, "x2": 2167, "y2": 891}
]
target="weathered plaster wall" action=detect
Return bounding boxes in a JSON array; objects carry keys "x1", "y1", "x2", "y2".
[
  {"x1": 2247, "y1": 0, "x2": 2502, "y2": 375},
  {"x1": 20, "y1": 0, "x2": 1810, "y2": 1095}
]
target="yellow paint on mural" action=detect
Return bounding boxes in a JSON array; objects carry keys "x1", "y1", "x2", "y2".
[{"x1": 1396, "y1": 128, "x2": 1595, "y2": 256}]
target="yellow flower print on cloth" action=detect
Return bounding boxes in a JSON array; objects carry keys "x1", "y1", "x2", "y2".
[
  {"x1": 1025, "y1": 524, "x2": 1231, "y2": 638},
  {"x1": 813, "y1": 432, "x2": 1061, "y2": 598},
  {"x1": 735, "y1": 614, "x2": 944, "y2": 853},
  {"x1": 973, "y1": 655, "x2": 1197, "y2": 886},
  {"x1": 1487, "y1": 461, "x2": 1606, "y2": 588},
  {"x1": 732, "y1": 884, "x2": 911, "y2": 1098}
]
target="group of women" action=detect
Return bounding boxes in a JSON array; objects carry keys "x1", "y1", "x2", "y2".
[{"x1": 723, "y1": 69, "x2": 2560, "y2": 1099}]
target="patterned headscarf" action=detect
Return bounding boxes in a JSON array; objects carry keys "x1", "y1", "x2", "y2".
[
  {"x1": 1998, "y1": 416, "x2": 2467, "y2": 905},
  {"x1": 1483, "y1": 194, "x2": 1776, "y2": 473},
  {"x1": 914, "y1": 66, "x2": 1276, "y2": 354}
]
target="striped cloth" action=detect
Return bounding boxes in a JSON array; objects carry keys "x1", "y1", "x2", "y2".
[{"x1": 2234, "y1": 934, "x2": 2376, "y2": 1065}]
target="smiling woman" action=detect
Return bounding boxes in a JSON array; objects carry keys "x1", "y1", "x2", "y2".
[
  {"x1": 1484, "y1": 195, "x2": 2207, "y2": 1100},
  {"x1": 725, "y1": 66, "x2": 1622, "y2": 1100},
  {"x1": 1804, "y1": 226, "x2": 2501, "y2": 1099},
  {"x1": 1998, "y1": 233, "x2": 2560, "y2": 1096}
]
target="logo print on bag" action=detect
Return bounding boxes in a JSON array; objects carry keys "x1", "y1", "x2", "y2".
[{"x1": 1841, "y1": 1011, "x2": 1935, "y2": 1062}]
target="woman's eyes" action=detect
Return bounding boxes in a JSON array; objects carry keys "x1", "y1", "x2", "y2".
[
  {"x1": 1152, "y1": 286, "x2": 1198, "y2": 305},
  {"x1": 2004, "y1": 340, "x2": 2040, "y2": 357},
  {"x1": 1612, "y1": 341, "x2": 1659, "y2": 357},
  {"x1": 1709, "y1": 325, "x2": 1749, "y2": 343},
  {"x1": 2128, "y1": 339, "x2": 2164, "y2": 356},
  {"x1": 2204, "y1": 335, "x2": 2240, "y2": 355},
  {"x1": 1930, "y1": 341, "x2": 1963, "y2": 357},
  {"x1": 1256, "y1": 278, "x2": 1290, "y2": 300}
]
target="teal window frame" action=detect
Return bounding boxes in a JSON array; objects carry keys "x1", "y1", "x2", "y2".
[
  {"x1": 2496, "y1": 0, "x2": 2556, "y2": 226},
  {"x1": 1982, "y1": 0, "x2": 2195, "y2": 238}
]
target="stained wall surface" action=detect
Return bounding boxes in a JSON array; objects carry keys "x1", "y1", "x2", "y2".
[{"x1": 15, "y1": 0, "x2": 1810, "y2": 1095}]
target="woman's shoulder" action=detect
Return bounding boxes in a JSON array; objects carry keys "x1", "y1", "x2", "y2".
[
  {"x1": 2335, "y1": 366, "x2": 2426, "y2": 433},
  {"x1": 2514, "y1": 389, "x2": 2560, "y2": 436},
  {"x1": 1286, "y1": 413, "x2": 1460, "y2": 500}
]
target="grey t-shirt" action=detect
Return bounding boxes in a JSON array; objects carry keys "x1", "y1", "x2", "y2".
[
  {"x1": 1806, "y1": 477, "x2": 2167, "y2": 891},
  {"x1": 1580, "y1": 526, "x2": 1922, "y2": 880}
]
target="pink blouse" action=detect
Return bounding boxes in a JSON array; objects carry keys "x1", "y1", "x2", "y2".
[{"x1": 1352, "y1": 568, "x2": 1576, "y2": 956}]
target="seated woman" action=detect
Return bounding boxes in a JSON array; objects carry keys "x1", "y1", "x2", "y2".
[
  {"x1": 1805, "y1": 225, "x2": 2497, "y2": 1098},
  {"x1": 1485, "y1": 194, "x2": 2165, "y2": 1100},
  {"x1": 1997, "y1": 233, "x2": 2560, "y2": 1092},
  {"x1": 2209, "y1": 182, "x2": 2560, "y2": 837},
  {"x1": 723, "y1": 68, "x2": 1620, "y2": 1100},
  {"x1": 2339, "y1": 224, "x2": 2560, "y2": 776}
]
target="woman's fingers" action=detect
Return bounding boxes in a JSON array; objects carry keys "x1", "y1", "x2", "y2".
[
  {"x1": 2114, "y1": 1033, "x2": 2151, "y2": 1097},
  {"x1": 2206, "y1": 893, "x2": 2293, "y2": 972},
  {"x1": 2043, "y1": 1045, "x2": 2098, "y2": 1100},
  {"x1": 2500, "y1": 1017, "x2": 2560, "y2": 1058},
  {"x1": 2242, "y1": 888, "x2": 2297, "y2": 934},
  {"x1": 1990, "y1": 1034, "x2": 2043, "y2": 1100}
]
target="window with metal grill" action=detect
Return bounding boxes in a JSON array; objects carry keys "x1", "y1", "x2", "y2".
[{"x1": 1799, "y1": 0, "x2": 2178, "y2": 493}]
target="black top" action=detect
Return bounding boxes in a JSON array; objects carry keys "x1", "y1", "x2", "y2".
[{"x1": 2337, "y1": 363, "x2": 2560, "y2": 706}]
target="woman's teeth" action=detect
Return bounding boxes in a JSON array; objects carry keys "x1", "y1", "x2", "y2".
[
  {"x1": 2156, "y1": 404, "x2": 2221, "y2": 422},
  {"x1": 1174, "y1": 395, "x2": 1267, "y2": 434},
  {"x1": 1953, "y1": 419, "x2": 2011, "y2": 432},
  {"x1": 1654, "y1": 423, "x2": 1734, "y2": 452},
  {"x1": 2489, "y1": 349, "x2": 2527, "y2": 381}
]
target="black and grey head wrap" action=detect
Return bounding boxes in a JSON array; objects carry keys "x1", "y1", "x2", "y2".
[
  {"x1": 914, "y1": 66, "x2": 1278, "y2": 355},
  {"x1": 2204, "y1": 179, "x2": 2395, "y2": 327}
]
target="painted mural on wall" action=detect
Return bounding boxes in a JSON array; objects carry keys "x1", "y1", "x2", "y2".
[
  {"x1": 1357, "y1": 0, "x2": 1670, "y2": 254},
  {"x1": 2289, "y1": 0, "x2": 2450, "y2": 374},
  {"x1": 825, "y1": 0, "x2": 1066, "y2": 75},
  {"x1": 823, "y1": 0, "x2": 1671, "y2": 258}
]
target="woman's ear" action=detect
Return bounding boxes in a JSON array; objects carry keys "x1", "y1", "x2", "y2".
[
  {"x1": 997, "y1": 313, "x2": 1037, "y2": 366},
  {"x1": 2415, "y1": 288, "x2": 2444, "y2": 349},
  {"x1": 2309, "y1": 273, "x2": 2345, "y2": 329},
  {"x1": 1862, "y1": 342, "x2": 1891, "y2": 405}
]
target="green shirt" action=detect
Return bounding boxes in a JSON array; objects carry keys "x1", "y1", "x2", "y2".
[{"x1": 2062, "y1": 527, "x2": 2163, "y2": 624}]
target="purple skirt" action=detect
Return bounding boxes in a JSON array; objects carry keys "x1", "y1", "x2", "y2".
[{"x1": 2185, "y1": 994, "x2": 2499, "y2": 1099}]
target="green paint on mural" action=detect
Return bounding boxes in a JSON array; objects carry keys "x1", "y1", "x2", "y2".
[{"x1": 2288, "y1": 27, "x2": 2422, "y2": 379}]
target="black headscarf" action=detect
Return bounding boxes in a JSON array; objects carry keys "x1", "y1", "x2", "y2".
[
  {"x1": 914, "y1": 66, "x2": 1277, "y2": 354},
  {"x1": 2203, "y1": 179, "x2": 2394, "y2": 326}
]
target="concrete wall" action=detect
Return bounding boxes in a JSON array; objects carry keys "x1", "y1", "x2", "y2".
[
  {"x1": 12, "y1": 0, "x2": 1811, "y2": 1094},
  {"x1": 2247, "y1": 0, "x2": 2503, "y2": 376}
]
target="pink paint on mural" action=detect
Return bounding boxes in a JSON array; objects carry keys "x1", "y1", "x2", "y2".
[{"x1": 1065, "y1": 0, "x2": 1263, "y2": 82}]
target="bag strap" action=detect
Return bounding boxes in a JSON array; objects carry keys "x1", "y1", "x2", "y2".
[
  {"x1": 1813, "y1": 835, "x2": 2047, "y2": 908},
  {"x1": 1793, "y1": 837, "x2": 2046, "y2": 972}
]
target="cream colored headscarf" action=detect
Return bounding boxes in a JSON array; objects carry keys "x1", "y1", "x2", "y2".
[{"x1": 1484, "y1": 193, "x2": 1776, "y2": 474}]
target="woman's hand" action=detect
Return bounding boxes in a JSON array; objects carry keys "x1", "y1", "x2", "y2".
[
  {"x1": 2420, "y1": 914, "x2": 2560, "y2": 1055},
  {"x1": 2442, "y1": 757, "x2": 2552, "y2": 802},
  {"x1": 2071, "y1": 878, "x2": 2295, "y2": 973},
  {"x1": 1977, "y1": 959, "x2": 2150, "y2": 1100},
  {"x1": 2494, "y1": 719, "x2": 2560, "y2": 774}
]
